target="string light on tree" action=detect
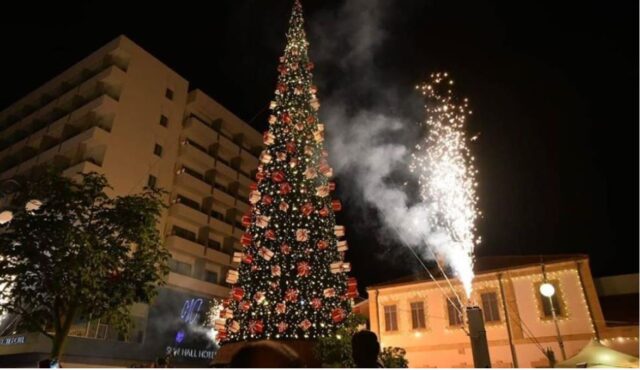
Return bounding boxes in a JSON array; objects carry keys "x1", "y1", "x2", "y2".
[
  {"x1": 216, "y1": 0, "x2": 356, "y2": 343},
  {"x1": 410, "y1": 72, "x2": 479, "y2": 298}
]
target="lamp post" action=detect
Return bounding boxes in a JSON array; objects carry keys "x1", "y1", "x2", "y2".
[{"x1": 540, "y1": 280, "x2": 567, "y2": 360}]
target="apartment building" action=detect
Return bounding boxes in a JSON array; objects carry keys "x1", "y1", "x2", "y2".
[
  {"x1": 367, "y1": 254, "x2": 639, "y2": 368},
  {"x1": 0, "y1": 35, "x2": 263, "y2": 367}
]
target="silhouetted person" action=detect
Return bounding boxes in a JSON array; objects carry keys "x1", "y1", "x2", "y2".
[
  {"x1": 154, "y1": 357, "x2": 169, "y2": 368},
  {"x1": 38, "y1": 358, "x2": 62, "y2": 368},
  {"x1": 229, "y1": 340, "x2": 303, "y2": 368},
  {"x1": 352, "y1": 330, "x2": 384, "y2": 368}
]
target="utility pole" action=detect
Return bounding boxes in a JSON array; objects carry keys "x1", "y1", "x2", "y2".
[{"x1": 467, "y1": 306, "x2": 492, "y2": 367}]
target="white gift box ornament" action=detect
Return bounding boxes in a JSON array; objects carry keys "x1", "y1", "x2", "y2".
[
  {"x1": 232, "y1": 252, "x2": 243, "y2": 264},
  {"x1": 334, "y1": 225, "x2": 345, "y2": 238},
  {"x1": 337, "y1": 240, "x2": 348, "y2": 252}
]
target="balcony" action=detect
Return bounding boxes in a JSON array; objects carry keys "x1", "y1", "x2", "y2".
[
  {"x1": 209, "y1": 217, "x2": 233, "y2": 235},
  {"x1": 183, "y1": 113, "x2": 261, "y2": 159},
  {"x1": 175, "y1": 171, "x2": 211, "y2": 196},
  {"x1": 179, "y1": 142, "x2": 215, "y2": 170},
  {"x1": 169, "y1": 202, "x2": 208, "y2": 226},
  {"x1": 165, "y1": 235, "x2": 231, "y2": 266},
  {"x1": 167, "y1": 272, "x2": 229, "y2": 298}
]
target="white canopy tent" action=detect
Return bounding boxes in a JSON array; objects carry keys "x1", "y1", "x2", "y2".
[{"x1": 555, "y1": 339, "x2": 639, "y2": 368}]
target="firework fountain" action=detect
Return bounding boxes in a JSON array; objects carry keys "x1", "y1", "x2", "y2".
[{"x1": 410, "y1": 72, "x2": 479, "y2": 299}]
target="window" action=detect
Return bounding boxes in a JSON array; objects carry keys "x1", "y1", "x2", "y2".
[
  {"x1": 147, "y1": 175, "x2": 157, "y2": 189},
  {"x1": 383, "y1": 305, "x2": 398, "y2": 331},
  {"x1": 410, "y1": 301, "x2": 426, "y2": 329},
  {"x1": 165, "y1": 88, "x2": 174, "y2": 100},
  {"x1": 481, "y1": 292, "x2": 501, "y2": 322},
  {"x1": 204, "y1": 270, "x2": 218, "y2": 284},
  {"x1": 210, "y1": 209, "x2": 225, "y2": 220},
  {"x1": 159, "y1": 115, "x2": 169, "y2": 127},
  {"x1": 153, "y1": 143, "x2": 163, "y2": 157},
  {"x1": 172, "y1": 226, "x2": 196, "y2": 242},
  {"x1": 447, "y1": 298, "x2": 464, "y2": 326},
  {"x1": 539, "y1": 283, "x2": 563, "y2": 318},
  {"x1": 169, "y1": 259, "x2": 192, "y2": 276},
  {"x1": 207, "y1": 239, "x2": 221, "y2": 251},
  {"x1": 176, "y1": 194, "x2": 200, "y2": 211}
]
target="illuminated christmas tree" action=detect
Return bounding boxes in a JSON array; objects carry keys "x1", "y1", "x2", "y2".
[{"x1": 215, "y1": 0, "x2": 356, "y2": 342}]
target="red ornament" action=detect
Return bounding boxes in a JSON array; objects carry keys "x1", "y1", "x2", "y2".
[
  {"x1": 276, "y1": 302, "x2": 286, "y2": 314},
  {"x1": 249, "y1": 182, "x2": 258, "y2": 191},
  {"x1": 249, "y1": 320, "x2": 264, "y2": 334},
  {"x1": 299, "y1": 319, "x2": 312, "y2": 331},
  {"x1": 242, "y1": 254, "x2": 254, "y2": 264},
  {"x1": 323, "y1": 288, "x2": 336, "y2": 298},
  {"x1": 231, "y1": 288, "x2": 244, "y2": 301},
  {"x1": 241, "y1": 213, "x2": 252, "y2": 227},
  {"x1": 279, "y1": 201, "x2": 290, "y2": 212},
  {"x1": 286, "y1": 142, "x2": 296, "y2": 153},
  {"x1": 319, "y1": 163, "x2": 332, "y2": 176},
  {"x1": 262, "y1": 194, "x2": 273, "y2": 205},
  {"x1": 311, "y1": 298, "x2": 322, "y2": 310},
  {"x1": 300, "y1": 202, "x2": 314, "y2": 217},
  {"x1": 264, "y1": 229, "x2": 276, "y2": 240},
  {"x1": 277, "y1": 83, "x2": 287, "y2": 94},
  {"x1": 217, "y1": 330, "x2": 228, "y2": 341},
  {"x1": 271, "y1": 265, "x2": 282, "y2": 276},
  {"x1": 297, "y1": 261, "x2": 311, "y2": 277},
  {"x1": 240, "y1": 233, "x2": 252, "y2": 247},
  {"x1": 331, "y1": 308, "x2": 346, "y2": 323},
  {"x1": 285, "y1": 288, "x2": 299, "y2": 302},
  {"x1": 277, "y1": 322, "x2": 288, "y2": 333},
  {"x1": 278, "y1": 64, "x2": 288, "y2": 74},
  {"x1": 317, "y1": 240, "x2": 328, "y2": 250},
  {"x1": 329, "y1": 182, "x2": 336, "y2": 191},
  {"x1": 240, "y1": 300, "x2": 251, "y2": 311},
  {"x1": 279, "y1": 182, "x2": 292, "y2": 195},
  {"x1": 332, "y1": 199, "x2": 342, "y2": 212},
  {"x1": 271, "y1": 170, "x2": 286, "y2": 183},
  {"x1": 306, "y1": 115, "x2": 315, "y2": 125},
  {"x1": 296, "y1": 229, "x2": 309, "y2": 242},
  {"x1": 256, "y1": 171, "x2": 265, "y2": 181},
  {"x1": 281, "y1": 113, "x2": 292, "y2": 125},
  {"x1": 307, "y1": 62, "x2": 315, "y2": 71},
  {"x1": 263, "y1": 131, "x2": 275, "y2": 145},
  {"x1": 280, "y1": 243, "x2": 291, "y2": 255},
  {"x1": 318, "y1": 206, "x2": 330, "y2": 217}
]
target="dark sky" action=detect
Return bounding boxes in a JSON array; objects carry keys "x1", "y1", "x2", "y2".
[{"x1": 0, "y1": 1, "x2": 637, "y2": 291}]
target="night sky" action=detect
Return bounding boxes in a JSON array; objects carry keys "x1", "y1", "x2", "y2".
[{"x1": 0, "y1": 1, "x2": 637, "y2": 292}]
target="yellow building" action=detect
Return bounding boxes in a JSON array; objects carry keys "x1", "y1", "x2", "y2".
[
  {"x1": 0, "y1": 35, "x2": 262, "y2": 367},
  {"x1": 367, "y1": 254, "x2": 639, "y2": 368}
]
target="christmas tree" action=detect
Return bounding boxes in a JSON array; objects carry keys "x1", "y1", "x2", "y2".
[{"x1": 215, "y1": 0, "x2": 356, "y2": 342}]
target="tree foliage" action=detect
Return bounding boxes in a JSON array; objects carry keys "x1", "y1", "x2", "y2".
[
  {"x1": 314, "y1": 313, "x2": 367, "y2": 368},
  {"x1": 0, "y1": 169, "x2": 169, "y2": 359},
  {"x1": 380, "y1": 346, "x2": 409, "y2": 368}
]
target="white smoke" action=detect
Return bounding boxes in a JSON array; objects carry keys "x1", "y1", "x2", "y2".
[{"x1": 309, "y1": 0, "x2": 476, "y2": 295}]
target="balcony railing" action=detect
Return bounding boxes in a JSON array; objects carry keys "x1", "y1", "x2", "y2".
[{"x1": 185, "y1": 114, "x2": 262, "y2": 158}]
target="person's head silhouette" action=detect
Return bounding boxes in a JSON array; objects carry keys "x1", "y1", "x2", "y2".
[
  {"x1": 352, "y1": 330, "x2": 382, "y2": 368},
  {"x1": 229, "y1": 340, "x2": 303, "y2": 368}
]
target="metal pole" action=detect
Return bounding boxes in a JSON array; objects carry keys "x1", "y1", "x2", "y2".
[
  {"x1": 498, "y1": 274, "x2": 519, "y2": 368},
  {"x1": 467, "y1": 306, "x2": 492, "y2": 367},
  {"x1": 541, "y1": 263, "x2": 567, "y2": 360}
]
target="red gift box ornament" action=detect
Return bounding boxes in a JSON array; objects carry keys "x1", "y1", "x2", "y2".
[
  {"x1": 264, "y1": 229, "x2": 276, "y2": 240},
  {"x1": 276, "y1": 302, "x2": 286, "y2": 314},
  {"x1": 328, "y1": 182, "x2": 336, "y2": 191},
  {"x1": 307, "y1": 62, "x2": 315, "y2": 71},
  {"x1": 259, "y1": 151, "x2": 272, "y2": 164},
  {"x1": 278, "y1": 63, "x2": 287, "y2": 74},
  {"x1": 315, "y1": 185, "x2": 329, "y2": 197},
  {"x1": 285, "y1": 288, "x2": 299, "y2": 302},
  {"x1": 217, "y1": 329, "x2": 228, "y2": 341},
  {"x1": 263, "y1": 131, "x2": 275, "y2": 145},
  {"x1": 268, "y1": 115, "x2": 277, "y2": 125},
  {"x1": 301, "y1": 202, "x2": 314, "y2": 217},
  {"x1": 297, "y1": 261, "x2": 311, "y2": 277},
  {"x1": 276, "y1": 83, "x2": 287, "y2": 94},
  {"x1": 303, "y1": 167, "x2": 318, "y2": 180},
  {"x1": 271, "y1": 170, "x2": 286, "y2": 183},
  {"x1": 332, "y1": 199, "x2": 342, "y2": 212},
  {"x1": 319, "y1": 163, "x2": 333, "y2": 177},
  {"x1": 249, "y1": 320, "x2": 264, "y2": 334},
  {"x1": 286, "y1": 141, "x2": 297, "y2": 153},
  {"x1": 259, "y1": 247, "x2": 275, "y2": 261},
  {"x1": 229, "y1": 320, "x2": 240, "y2": 333},
  {"x1": 313, "y1": 129, "x2": 324, "y2": 143},
  {"x1": 306, "y1": 115, "x2": 316, "y2": 125},
  {"x1": 299, "y1": 319, "x2": 312, "y2": 331},
  {"x1": 279, "y1": 201, "x2": 290, "y2": 212},
  {"x1": 262, "y1": 194, "x2": 273, "y2": 205},
  {"x1": 277, "y1": 322, "x2": 288, "y2": 333},
  {"x1": 271, "y1": 265, "x2": 282, "y2": 276},
  {"x1": 254, "y1": 291, "x2": 266, "y2": 304},
  {"x1": 317, "y1": 239, "x2": 328, "y2": 250},
  {"x1": 280, "y1": 243, "x2": 291, "y2": 255},
  {"x1": 256, "y1": 171, "x2": 265, "y2": 181},
  {"x1": 249, "y1": 182, "x2": 258, "y2": 191},
  {"x1": 240, "y1": 233, "x2": 253, "y2": 247},
  {"x1": 331, "y1": 308, "x2": 346, "y2": 323},
  {"x1": 256, "y1": 215, "x2": 270, "y2": 228},
  {"x1": 311, "y1": 298, "x2": 322, "y2": 310},
  {"x1": 221, "y1": 308, "x2": 234, "y2": 319},
  {"x1": 249, "y1": 191, "x2": 261, "y2": 205},
  {"x1": 281, "y1": 113, "x2": 292, "y2": 125},
  {"x1": 296, "y1": 229, "x2": 309, "y2": 242},
  {"x1": 231, "y1": 287, "x2": 244, "y2": 301},
  {"x1": 319, "y1": 206, "x2": 330, "y2": 217},
  {"x1": 323, "y1": 288, "x2": 336, "y2": 298},
  {"x1": 239, "y1": 300, "x2": 251, "y2": 311},
  {"x1": 242, "y1": 254, "x2": 254, "y2": 264},
  {"x1": 241, "y1": 213, "x2": 252, "y2": 227},
  {"x1": 279, "y1": 182, "x2": 292, "y2": 195}
]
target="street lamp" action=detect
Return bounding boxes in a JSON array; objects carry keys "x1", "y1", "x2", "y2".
[{"x1": 540, "y1": 281, "x2": 567, "y2": 360}]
